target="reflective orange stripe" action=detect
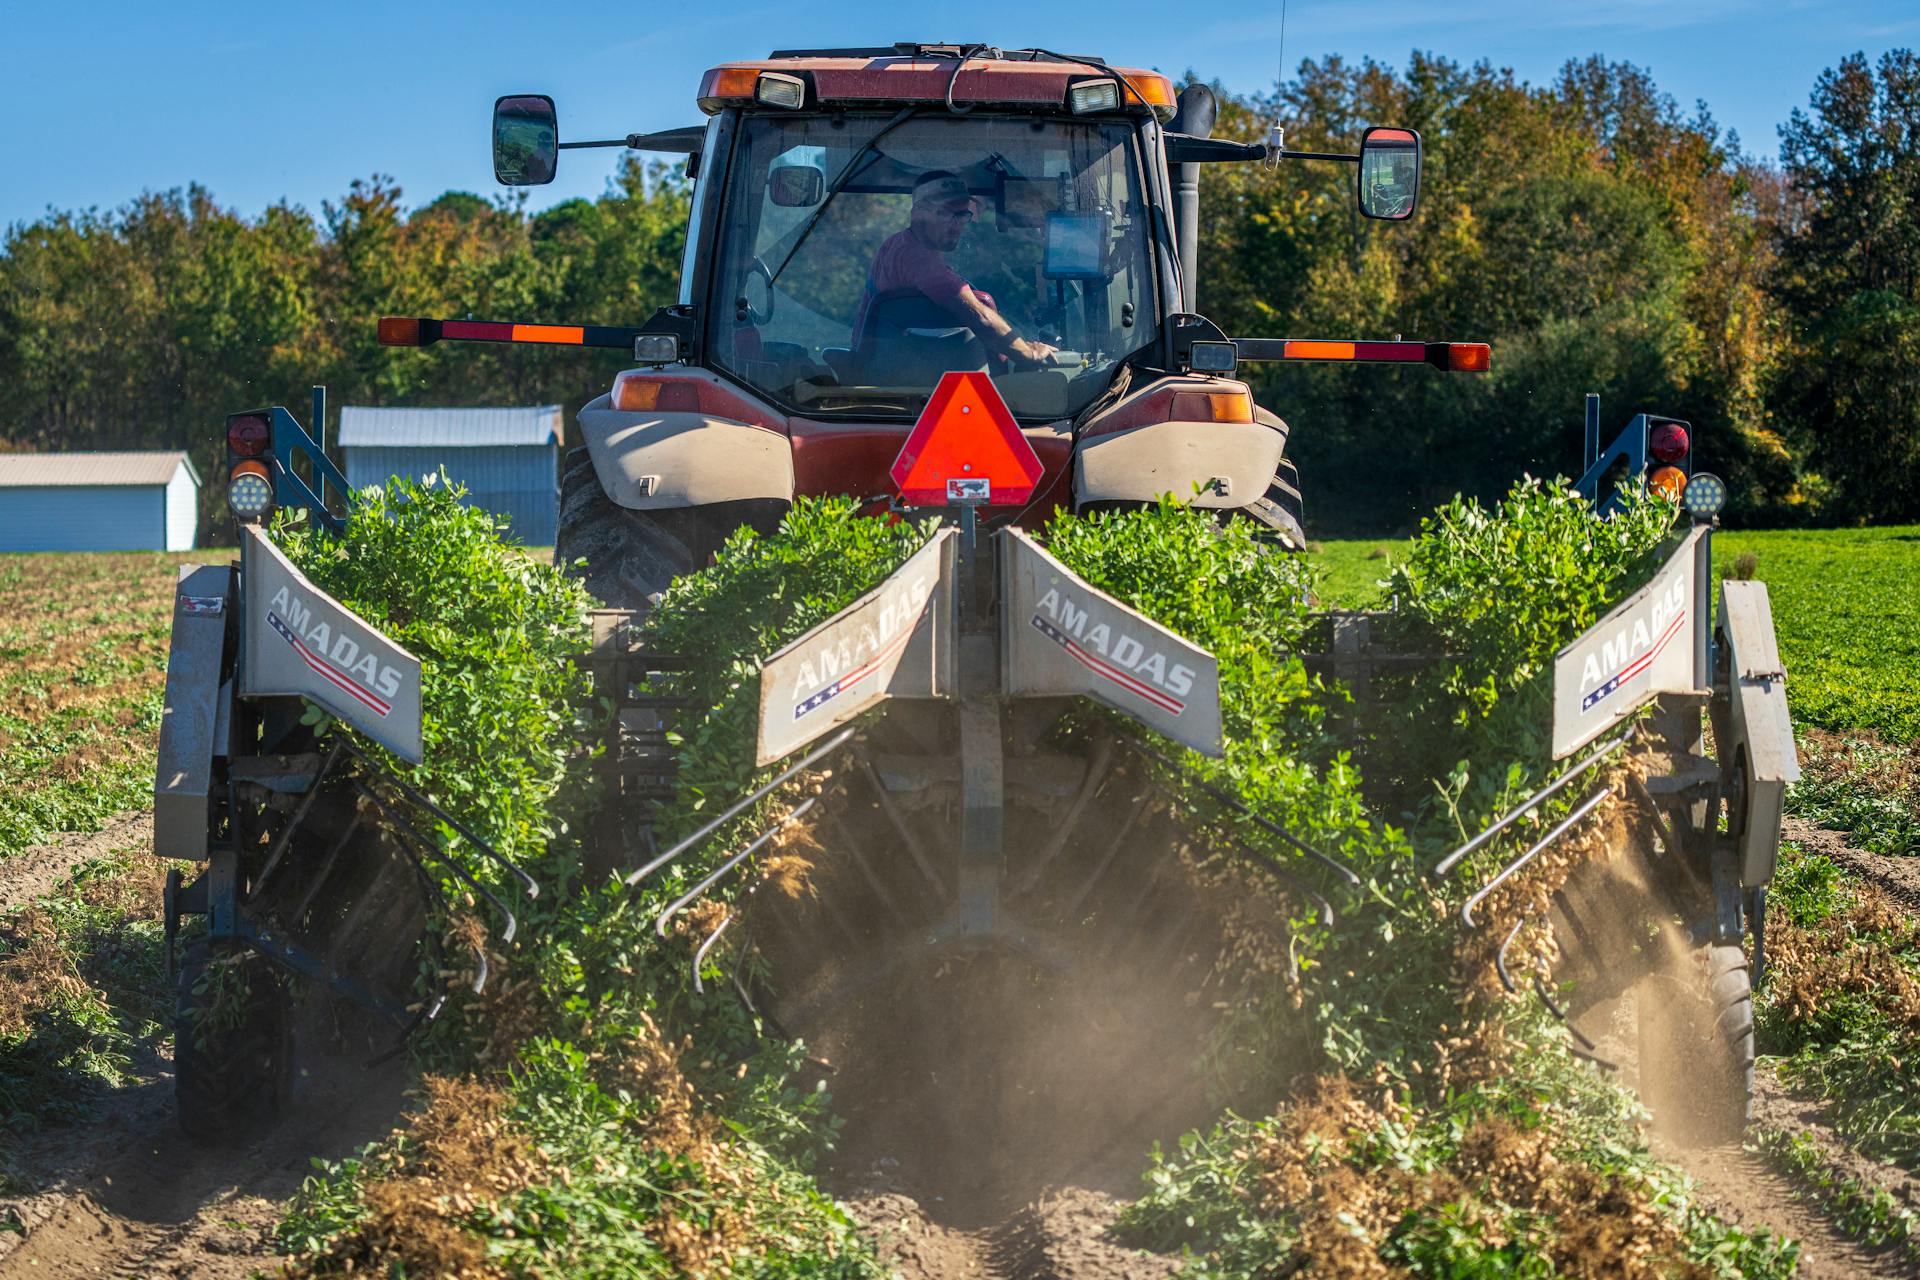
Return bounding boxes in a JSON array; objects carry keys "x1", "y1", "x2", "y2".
[
  {"x1": 510, "y1": 324, "x2": 585, "y2": 344},
  {"x1": 1285, "y1": 340, "x2": 1355, "y2": 360}
]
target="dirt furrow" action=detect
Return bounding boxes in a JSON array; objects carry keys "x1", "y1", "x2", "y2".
[
  {"x1": 0, "y1": 810, "x2": 152, "y2": 912},
  {"x1": 848, "y1": 1186, "x2": 1178, "y2": 1280},
  {"x1": 0, "y1": 1053, "x2": 407, "y2": 1279},
  {"x1": 1783, "y1": 816, "x2": 1920, "y2": 914}
]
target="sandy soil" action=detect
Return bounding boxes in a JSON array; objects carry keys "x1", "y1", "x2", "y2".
[
  {"x1": 1656, "y1": 1069, "x2": 1908, "y2": 1280},
  {"x1": 1785, "y1": 816, "x2": 1920, "y2": 914},
  {"x1": 0, "y1": 815, "x2": 412, "y2": 1280},
  {"x1": 1567, "y1": 814, "x2": 1920, "y2": 1280},
  {"x1": 0, "y1": 810, "x2": 152, "y2": 915}
]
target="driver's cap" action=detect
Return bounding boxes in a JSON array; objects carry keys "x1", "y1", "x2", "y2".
[{"x1": 913, "y1": 173, "x2": 973, "y2": 212}]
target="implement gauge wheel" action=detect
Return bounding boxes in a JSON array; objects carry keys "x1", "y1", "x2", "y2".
[
  {"x1": 174, "y1": 939, "x2": 292, "y2": 1140},
  {"x1": 1637, "y1": 942, "x2": 1755, "y2": 1144}
]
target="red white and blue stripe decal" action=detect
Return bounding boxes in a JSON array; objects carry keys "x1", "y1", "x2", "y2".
[
  {"x1": 1029, "y1": 614, "x2": 1185, "y2": 716},
  {"x1": 1580, "y1": 610, "x2": 1687, "y2": 712},
  {"x1": 268, "y1": 612, "x2": 392, "y2": 717},
  {"x1": 792, "y1": 625, "x2": 917, "y2": 721}
]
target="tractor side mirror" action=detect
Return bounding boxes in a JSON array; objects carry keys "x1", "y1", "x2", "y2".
[
  {"x1": 1357, "y1": 126, "x2": 1421, "y2": 221},
  {"x1": 494, "y1": 95, "x2": 559, "y2": 186},
  {"x1": 769, "y1": 164, "x2": 825, "y2": 208}
]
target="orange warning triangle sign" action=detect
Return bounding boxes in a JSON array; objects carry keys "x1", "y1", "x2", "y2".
[{"x1": 889, "y1": 371, "x2": 1044, "y2": 507}]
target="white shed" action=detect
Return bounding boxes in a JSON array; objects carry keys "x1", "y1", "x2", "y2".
[
  {"x1": 0, "y1": 452, "x2": 200, "y2": 552},
  {"x1": 338, "y1": 405, "x2": 563, "y2": 545}
]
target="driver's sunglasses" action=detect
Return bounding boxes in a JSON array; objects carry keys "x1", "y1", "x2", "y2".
[{"x1": 934, "y1": 205, "x2": 977, "y2": 224}]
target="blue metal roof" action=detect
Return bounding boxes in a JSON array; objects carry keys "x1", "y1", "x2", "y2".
[{"x1": 336, "y1": 405, "x2": 562, "y2": 448}]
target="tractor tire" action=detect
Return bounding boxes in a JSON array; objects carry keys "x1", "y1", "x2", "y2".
[
  {"x1": 554, "y1": 447, "x2": 784, "y2": 613},
  {"x1": 173, "y1": 940, "x2": 292, "y2": 1141},
  {"x1": 1265, "y1": 458, "x2": 1306, "y2": 547},
  {"x1": 1637, "y1": 942, "x2": 1755, "y2": 1144}
]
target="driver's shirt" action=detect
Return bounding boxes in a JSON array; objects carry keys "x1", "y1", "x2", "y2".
[{"x1": 850, "y1": 229, "x2": 985, "y2": 352}]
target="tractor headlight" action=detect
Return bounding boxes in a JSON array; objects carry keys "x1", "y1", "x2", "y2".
[{"x1": 228, "y1": 460, "x2": 275, "y2": 521}]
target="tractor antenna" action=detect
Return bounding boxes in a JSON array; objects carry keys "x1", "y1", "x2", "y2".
[{"x1": 1265, "y1": 0, "x2": 1290, "y2": 168}]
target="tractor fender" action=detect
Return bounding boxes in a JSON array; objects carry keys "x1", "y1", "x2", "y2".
[
  {"x1": 578, "y1": 392, "x2": 795, "y2": 510},
  {"x1": 1073, "y1": 418, "x2": 1284, "y2": 511}
]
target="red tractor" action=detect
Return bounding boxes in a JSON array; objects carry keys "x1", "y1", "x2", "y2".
[{"x1": 383, "y1": 43, "x2": 1486, "y2": 607}]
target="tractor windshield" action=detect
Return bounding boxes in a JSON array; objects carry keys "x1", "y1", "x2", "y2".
[{"x1": 708, "y1": 112, "x2": 1158, "y2": 420}]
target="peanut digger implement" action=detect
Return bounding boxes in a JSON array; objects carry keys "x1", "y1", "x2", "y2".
[{"x1": 154, "y1": 44, "x2": 1794, "y2": 1141}]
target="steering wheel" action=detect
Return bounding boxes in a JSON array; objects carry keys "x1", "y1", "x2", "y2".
[{"x1": 740, "y1": 256, "x2": 777, "y2": 325}]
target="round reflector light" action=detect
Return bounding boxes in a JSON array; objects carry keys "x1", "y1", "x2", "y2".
[
  {"x1": 1649, "y1": 421, "x2": 1689, "y2": 464},
  {"x1": 227, "y1": 413, "x2": 271, "y2": 458},
  {"x1": 1683, "y1": 472, "x2": 1728, "y2": 519},
  {"x1": 228, "y1": 461, "x2": 274, "y2": 520},
  {"x1": 1648, "y1": 466, "x2": 1687, "y2": 499}
]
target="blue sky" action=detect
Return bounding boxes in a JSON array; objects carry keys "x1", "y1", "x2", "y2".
[{"x1": 3, "y1": 0, "x2": 1916, "y2": 228}]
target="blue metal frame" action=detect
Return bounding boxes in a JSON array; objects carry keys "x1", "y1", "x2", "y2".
[
  {"x1": 1575, "y1": 394, "x2": 1691, "y2": 516},
  {"x1": 268, "y1": 387, "x2": 355, "y2": 535}
]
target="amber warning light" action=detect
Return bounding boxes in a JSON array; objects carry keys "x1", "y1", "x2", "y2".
[{"x1": 890, "y1": 372, "x2": 1043, "y2": 507}]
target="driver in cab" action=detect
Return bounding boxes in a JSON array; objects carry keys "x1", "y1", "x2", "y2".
[{"x1": 851, "y1": 171, "x2": 1058, "y2": 369}]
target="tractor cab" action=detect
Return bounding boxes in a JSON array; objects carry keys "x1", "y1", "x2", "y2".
[
  {"x1": 484, "y1": 48, "x2": 1430, "y2": 429},
  {"x1": 382, "y1": 45, "x2": 1474, "y2": 606}
]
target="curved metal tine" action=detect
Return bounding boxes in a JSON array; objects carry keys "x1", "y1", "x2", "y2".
[
  {"x1": 1118, "y1": 733, "x2": 1362, "y2": 887},
  {"x1": 1431, "y1": 729, "x2": 1632, "y2": 879},
  {"x1": 338, "y1": 739, "x2": 538, "y2": 900},
  {"x1": 655, "y1": 795, "x2": 821, "y2": 940},
  {"x1": 366, "y1": 997, "x2": 442, "y2": 1068},
  {"x1": 1494, "y1": 914, "x2": 1530, "y2": 994},
  {"x1": 291, "y1": 809, "x2": 363, "y2": 926},
  {"x1": 388, "y1": 832, "x2": 486, "y2": 996},
  {"x1": 825, "y1": 809, "x2": 915, "y2": 929},
  {"x1": 352, "y1": 780, "x2": 519, "y2": 948},
  {"x1": 626, "y1": 726, "x2": 857, "y2": 888},
  {"x1": 1625, "y1": 771, "x2": 1683, "y2": 857},
  {"x1": 1228, "y1": 834, "x2": 1335, "y2": 928},
  {"x1": 855, "y1": 755, "x2": 944, "y2": 894},
  {"x1": 1460, "y1": 786, "x2": 1612, "y2": 930},
  {"x1": 1568, "y1": 1044, "x2": 1621, "y2": 1072},
  {"x1": 1531, "y1": 977, "x2": 1617, "y2": 1070},
  {"x1": 1062, "y1": 791, "x2": 1153, "y2": 920},
  {"x1": 1013, "y1": 733, "x2": 1117, "y2": 895},
  {"x1": 255, "y1": 737, "x2": 347, "y2": 895},
  {"x1": 692, "y1": 912, "x2": 736, "y2": 995}
]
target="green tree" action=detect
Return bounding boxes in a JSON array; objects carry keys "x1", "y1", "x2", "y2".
[{"x1": 1769, "y1": 50, "x2": 1920, "y2": 521}]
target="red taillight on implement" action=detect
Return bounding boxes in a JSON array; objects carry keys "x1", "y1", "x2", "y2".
[
  {"x1": 226, "y1": 413, "x2": 271, "y2": 458},
  {"x1": 1649, "y1": 422, "x2": 1690, "y2": 463}
]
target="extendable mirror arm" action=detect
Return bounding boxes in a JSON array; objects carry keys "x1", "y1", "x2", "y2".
[
  {"x1": 1164, "y1": 134, "x2": 1358, "y2": 166},
  {"x1": 560, "y1": 125, "x2": 706, "y2": 154}
]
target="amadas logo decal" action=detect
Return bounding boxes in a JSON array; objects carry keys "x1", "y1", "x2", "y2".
[
  {"x1": 1578, "y1": 577, "x2": 1687, "y2": 712},
  {"x1": 1029, "y1": 586, "x2": 1196, "y2": 716},
  {"x1": 266, "y1": 585, "x2": 404, "y2": 717},
  {"x1": 789, "y1": 572, "x2": 936, "y2": 721}
]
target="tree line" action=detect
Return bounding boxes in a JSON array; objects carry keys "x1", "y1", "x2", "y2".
[{"x1": 1, "y1": 49, "x2": 1914, "y2": 534}]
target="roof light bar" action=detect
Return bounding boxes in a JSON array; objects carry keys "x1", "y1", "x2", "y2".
[
  {"x1": 755, "y1": 71, "x2": 806, "y2": 109},
  {"x1": 1068, "y1": 79, "x2": 1122, "y2": 114}
]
